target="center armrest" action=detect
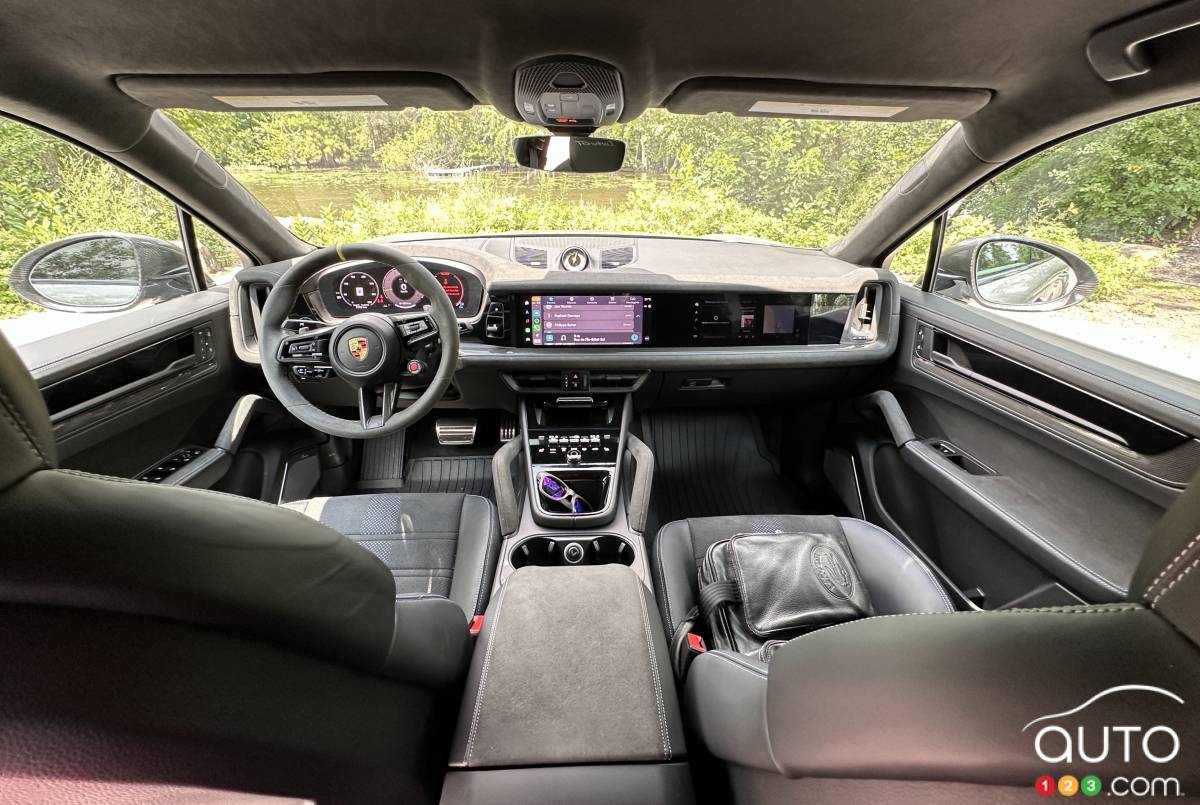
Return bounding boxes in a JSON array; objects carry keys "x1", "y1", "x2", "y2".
[{"x1": 448, "y1": 564, "x2": 685, "y2": 767}]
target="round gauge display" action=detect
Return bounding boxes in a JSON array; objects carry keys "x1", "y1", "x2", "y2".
[
  {"x1": 559, "y1": 247, "x2": 590, "y2": 271},
  {"x1": 435, "y1": 270, "x2": 465, "y2": 306},
  {"x1": 382, "y1": 268, "x2": 425, "y2": 309},
  {"x1": 337, "y1": 271, "x2": 381, "y2": 310}
]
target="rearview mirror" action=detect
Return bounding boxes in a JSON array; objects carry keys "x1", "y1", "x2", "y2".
[
  {"x1": 9, "y1": 233, "x2": 195, "y2": 313},
  {"x1": 513, "y1": 135, "x2": 625, "y2": 173},
  {"x1": 937, "y1": 236, "x2": 1099, "y2": 311}
]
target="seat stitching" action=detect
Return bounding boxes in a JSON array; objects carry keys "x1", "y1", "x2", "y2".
[
  {"x1": 782, "y1": 603, "x2": 1144, "y2": 646},
  {"x1": 845, "y1": 518, "x2": 955, "y2": 613},
  {"x1": 0, "y1": 395, "x2": 47, "y2": 465},
  {"x1": 473, "y1": 498, "x2": 498, "y2": 615},
  {"x1": 57, "y1": 469, "x2": 337, "y2": 529},
  {"x1": 465, "y1": 578, "x2": 509, "y2": 766},
  {"x1": 1151, "y1": 557, "x2": 1200, "y2": 608},
  {"x1": 707, "y1": 651, "x2": 769, "y2": 680},
  {"x1": 655, "y1": 524, "x2": 675, "y2": 630},
  {"x1": 634, "y1": 572, "x2": 671, "y2": 761},
  {"x1": 1143, "y1": 534, "x2": 1200, "y2": 601}
]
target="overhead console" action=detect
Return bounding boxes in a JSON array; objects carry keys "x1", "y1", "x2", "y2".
[{"x1": 496, "y1": 288, "x2": 874, "y2": 348}]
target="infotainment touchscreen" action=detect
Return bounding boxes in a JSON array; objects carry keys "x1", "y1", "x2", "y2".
[{"x1": 528, "y1": 294, "x2": 645, "y2": 346}]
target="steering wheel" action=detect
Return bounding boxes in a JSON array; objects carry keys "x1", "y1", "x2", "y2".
[{"x1": 258, "y1": 242, "x2": 460, "y2": 439}]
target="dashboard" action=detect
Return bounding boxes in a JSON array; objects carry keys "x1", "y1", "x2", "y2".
[{"x1": 310, "y1": 258, "x2": 485, "y2": 320}]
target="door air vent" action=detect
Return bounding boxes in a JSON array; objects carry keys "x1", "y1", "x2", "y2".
[
  {"x1": 600, "y1": 246, "x2": 635, "y2": 269},
  {"x1": 514, "y1": 246, "x2": 548, "y2": 269},
  {"x1": 844, "y1": 283, "x2": 881, "y2": 343}
]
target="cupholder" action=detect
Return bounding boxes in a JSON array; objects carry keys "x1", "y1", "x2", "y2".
[{"x1": 511, "y1": 535, "x2": 635, "y2": 569}]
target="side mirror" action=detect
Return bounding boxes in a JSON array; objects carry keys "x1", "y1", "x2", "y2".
[
  {"x1": 513, "y1": 135, "x2": 626, "y2": 173},
  {"x1": 9, "y1": 233, "x2": 194, "y2": 313},
  {"x1": 939, "y1": 236, "x2": 1099, "y2": 311}
]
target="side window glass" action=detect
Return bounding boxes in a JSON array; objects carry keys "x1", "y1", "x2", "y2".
[
  {"x1": 193, "y1": 218, "x2": 249, "y2": 286},
  {"x1": 933, "y1": 105, "x2": 1200, "y2": 379},
  {"x1": 886, "y1": 221, "x2": 934, "y2": 286},
  {"x1": 1, "y1": 117, "x2": 195, "y2": 347}
]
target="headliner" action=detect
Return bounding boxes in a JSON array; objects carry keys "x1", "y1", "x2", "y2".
[{"x1": 3, "y1": 0, "x2": 1200, "y2": 162}]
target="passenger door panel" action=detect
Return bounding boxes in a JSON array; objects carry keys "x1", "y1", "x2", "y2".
[{"x1": 853, "y1": 287, "x2": 1200, "y2": 606}]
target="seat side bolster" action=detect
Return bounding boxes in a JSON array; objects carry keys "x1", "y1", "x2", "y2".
[
  {"x1": 839, "y1": 517, "x2": 955, "y2": 614},
  {"x1": 448, "y1": 494, "x2": 501, "y2": 619},
  {"x1": 653, "y1": 519, "x2": 697, "y2": 634},
  {"x1": 764, "y1": 606, "x2": 1200, "y2": 787},
  {"x1": 685, "y1": 650, "x2": 773, "y2": 772}
]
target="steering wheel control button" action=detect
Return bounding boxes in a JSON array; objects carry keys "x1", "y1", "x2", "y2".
[
  {"x1": 292, "y1": 365, "x2": 331, "y2": 382},
  {"x1": 400, "y1": 318, "x2": 430, "y2": 337},
  {"x1": 406, "y1": 358, "x2": 425, "y2": 374}
]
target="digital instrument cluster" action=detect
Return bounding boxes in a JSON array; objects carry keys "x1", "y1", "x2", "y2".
[{"x1": 315, "y1": 259, "x2": 483, "y2": 319}]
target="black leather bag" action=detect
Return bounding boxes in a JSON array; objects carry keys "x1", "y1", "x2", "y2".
[{"x1": 677, "y1": 529, "x2": 874, "y2": 668}]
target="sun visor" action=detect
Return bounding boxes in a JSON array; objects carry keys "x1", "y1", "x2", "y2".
[
  {"x1": 117, "y1": 72, "x2": 475, "y2": 111},
  {"x1": 666, "y1": 78, "x2": 990, "y2": 121}
]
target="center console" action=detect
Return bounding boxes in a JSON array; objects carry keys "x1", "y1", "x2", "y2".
[{"x1": 520, "y1": 392, "x2": 630, "y2": 529}]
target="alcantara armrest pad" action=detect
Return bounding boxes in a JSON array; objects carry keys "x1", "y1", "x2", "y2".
[{"x1": 449, "y1": 565, "x2": 685, "y2": 767}]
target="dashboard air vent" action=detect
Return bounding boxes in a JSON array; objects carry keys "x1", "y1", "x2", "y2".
[
  {"x1": 514, "y1": 246, "x2": 548, "y2": 269},
  {"x1": 240, "y1": 282, "x2": 272, "y2": 350},
  {"x1": 845, "y1": 283, "x2": 881, "y2": 343},
  {"x1": 589, "y1": 372, "x2": 645, "y2": 390},
  {"x1": 600, "y1": 246, "x2": 635, "y2": 269}
]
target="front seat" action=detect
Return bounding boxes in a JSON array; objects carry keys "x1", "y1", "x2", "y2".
[
  {"x1": 0, "y1": 332, "x2": 495, "y2": 804},
  {"x1": 652, "y1": 513, "x2": 956, "y2": 643},
  {"x1": 678, "y1": 481, "x2": 1200, "y2": 804},
  {"x1": 286, "y1": 493, "x2": 499, "y2": 618}
]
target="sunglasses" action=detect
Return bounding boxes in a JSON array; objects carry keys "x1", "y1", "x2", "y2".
[{"x1": 537, "y1": 472, "x2": 593, "y2": 513}]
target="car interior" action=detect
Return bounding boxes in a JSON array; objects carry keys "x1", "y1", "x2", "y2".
[{"x1": 2, "y1": 1, "x2": 1200, "y2": 803}]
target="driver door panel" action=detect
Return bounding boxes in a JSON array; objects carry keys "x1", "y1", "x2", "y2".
[{"x1": 19, "y1": 290, "x2": 238, "y2": 481}]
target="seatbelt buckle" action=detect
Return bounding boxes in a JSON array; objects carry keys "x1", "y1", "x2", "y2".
[
  {"x1": 469, "y1": 615, "x2": 484, "y2": 636},
  {"x1": 686, "y1": 632, "x2": 707, "y2": 654}
]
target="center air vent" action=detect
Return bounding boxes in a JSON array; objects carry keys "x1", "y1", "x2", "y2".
[
  {"x1": 514, "y1": 246, "x2": 548, "y2": 269},
  {"x1": 600, "y1": 246, "x2": 635, "y2": 269}
]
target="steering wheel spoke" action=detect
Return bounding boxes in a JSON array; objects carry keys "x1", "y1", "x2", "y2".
[
  {"x1": 358, "y1": 382, "x2": 398, "y2": 430},
  {"x1": 277, "y1": 325, "x2": 335, "y2": 365}
]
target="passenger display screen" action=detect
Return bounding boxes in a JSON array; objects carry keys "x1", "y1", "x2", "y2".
[{"x1": 529, "y1": 294, "x2": 645, "y2": 346}]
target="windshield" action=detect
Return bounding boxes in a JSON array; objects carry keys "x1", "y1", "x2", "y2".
[{"x1": 167, "y1": 108, "x2": 952, "y2": 248}]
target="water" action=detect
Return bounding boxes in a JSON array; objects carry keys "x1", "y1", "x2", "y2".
[{"x1": 234, "y1": 167, "x2": 649, "y2": 219}]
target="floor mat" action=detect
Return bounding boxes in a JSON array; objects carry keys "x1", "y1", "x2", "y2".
[
  {"x1": 359, "y1": 422, "x2": 496, "y2": 498},
  {"x1": 399, "y1": 456, "x2": 494, "y2": 497},
  {"x1": 641, "y1": 410, "x2": 808, "y2": 526}
]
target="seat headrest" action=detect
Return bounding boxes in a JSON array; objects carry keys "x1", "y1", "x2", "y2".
[
  {"x1": 1130, "y1": 469, "x2": 1200, "y2": 646},
  {"x1": 0, "y1": 330, "x2": 56, "y2": 492}
]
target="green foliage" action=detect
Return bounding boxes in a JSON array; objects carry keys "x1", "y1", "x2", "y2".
[
  {"x1": 2, "y1": 101, "x2": 1196, "y2": 324},
  {"x1": 964, "y1": 105, "x2": 1200, "y2": 242},
  {"x1": 1, "y1": 118, "x2": 178, "y2": 315}
]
